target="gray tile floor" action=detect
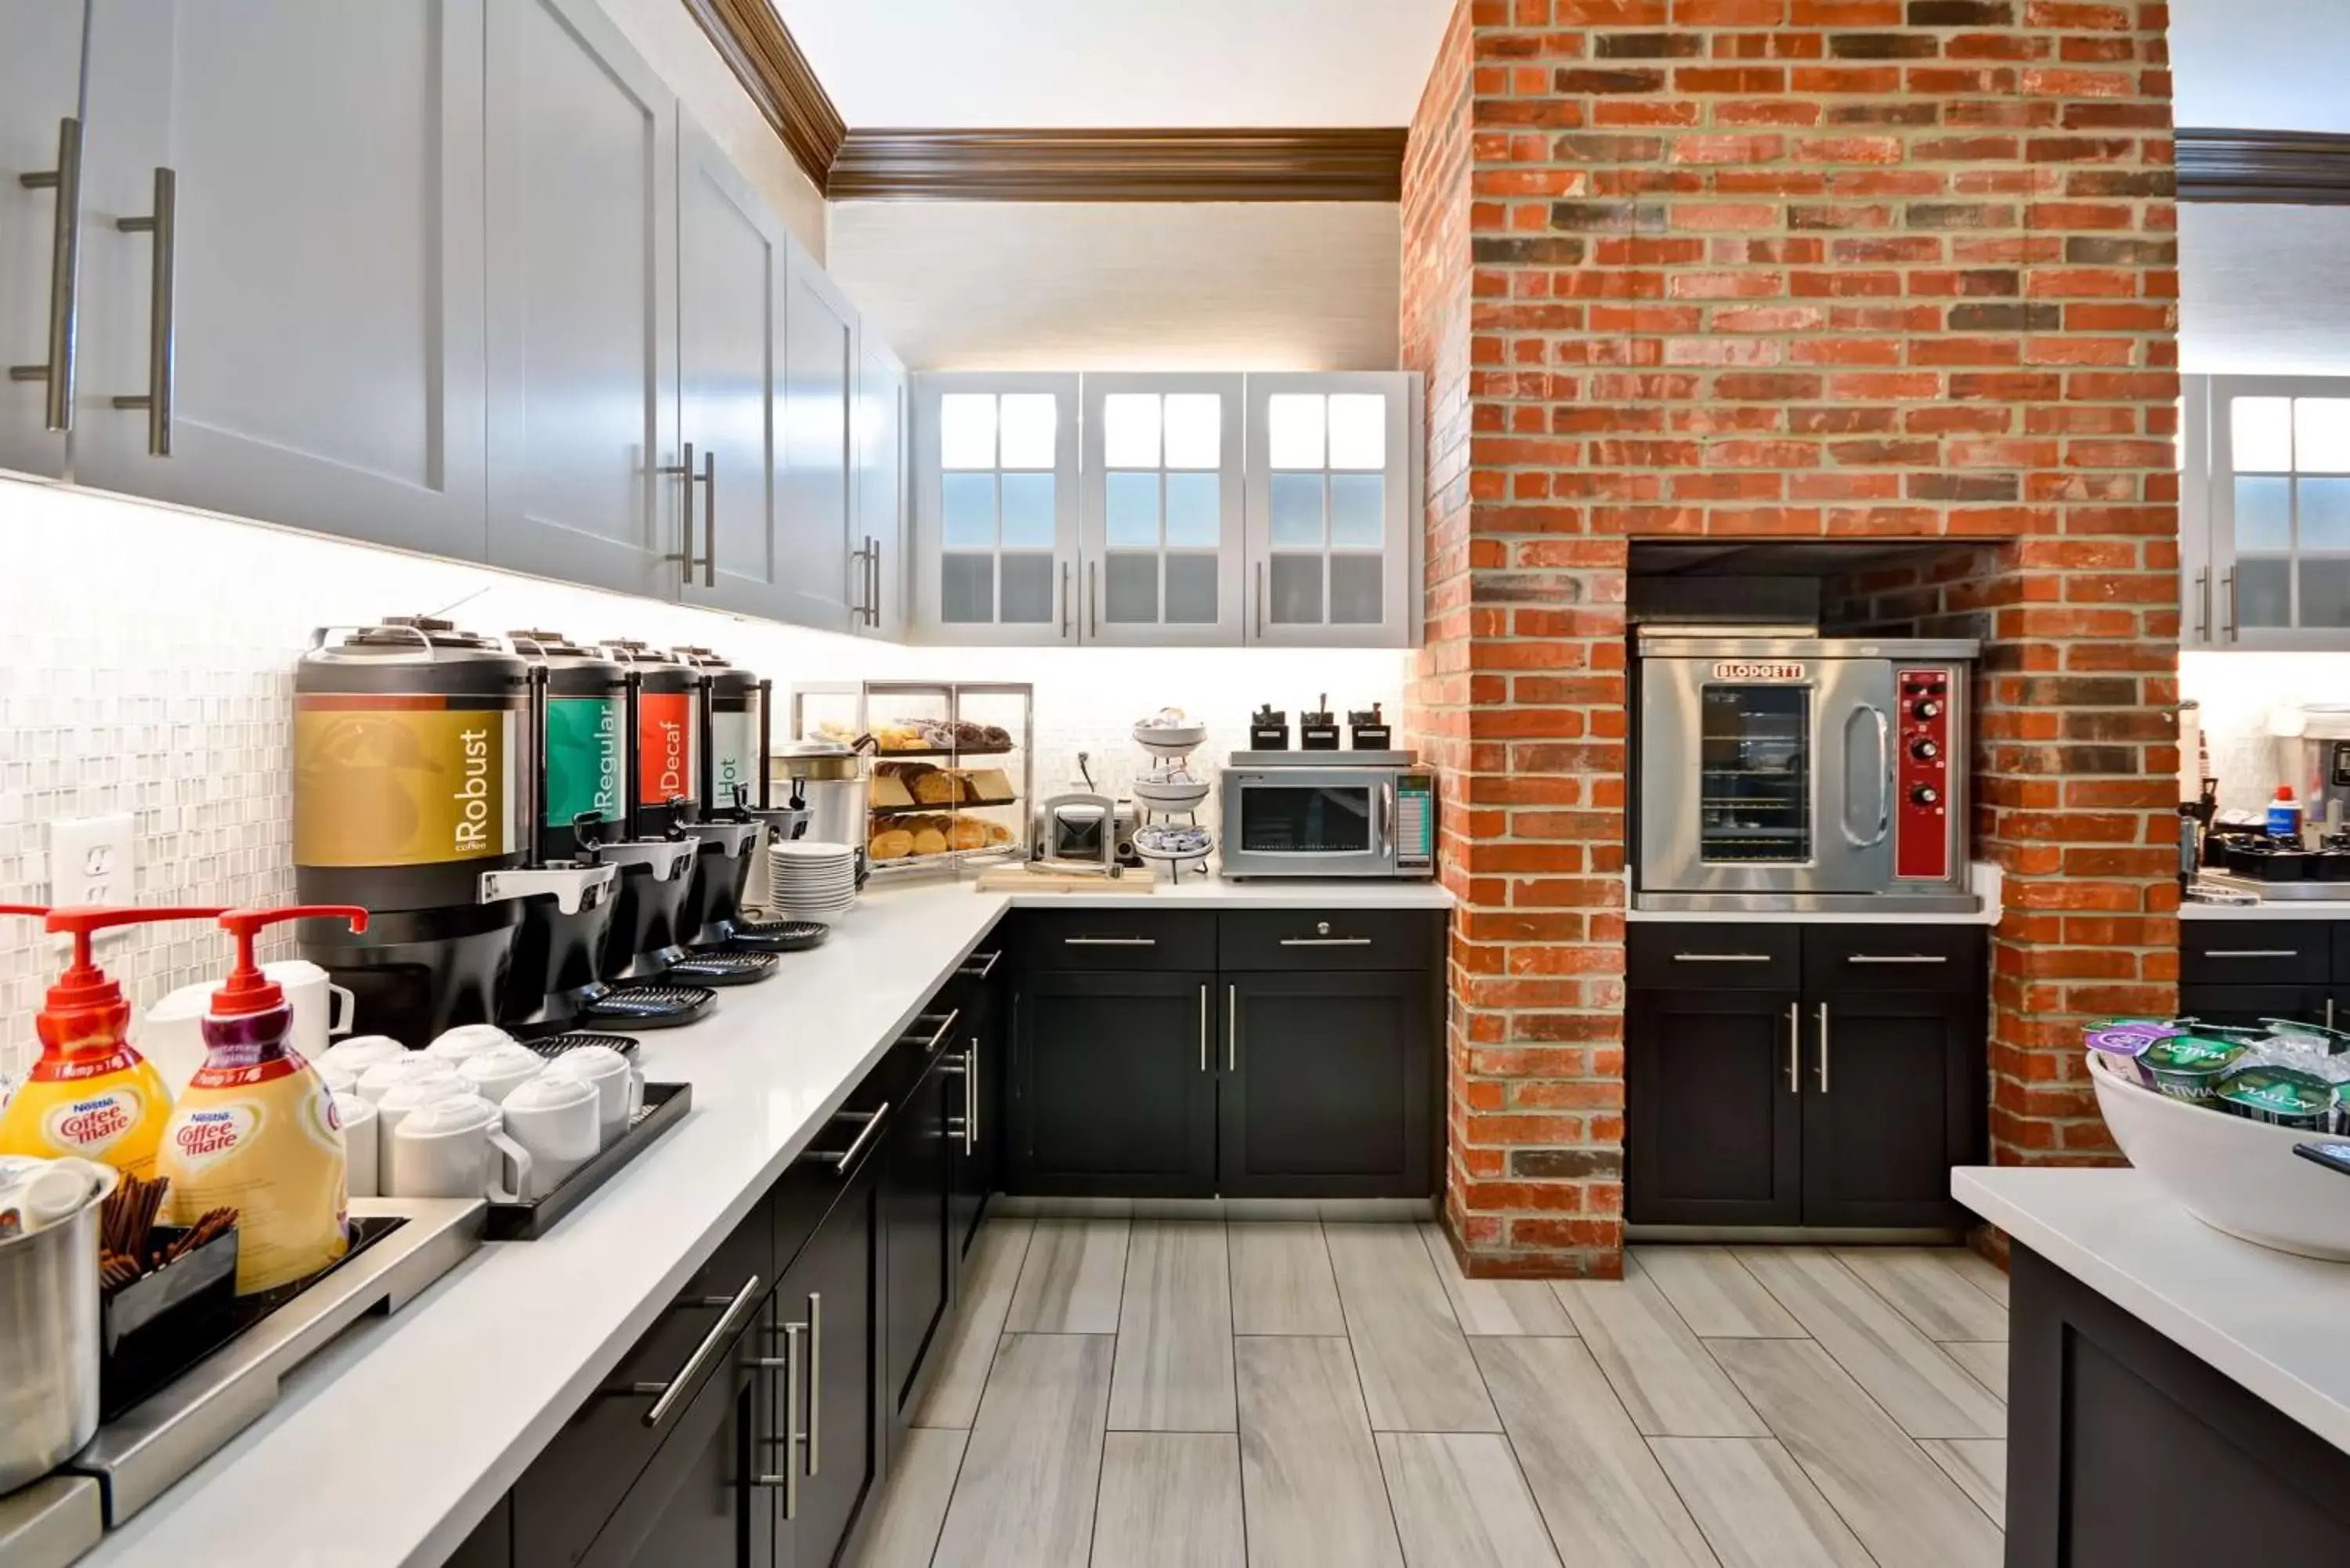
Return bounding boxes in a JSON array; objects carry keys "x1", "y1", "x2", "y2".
[{"x1": 851, "y1": 1220, "x2": 2009, "y2": 1568}]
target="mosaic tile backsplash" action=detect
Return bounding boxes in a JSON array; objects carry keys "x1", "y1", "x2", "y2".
[
  {"x1": 2179, "y1": 649, "x2": 2350, "y2": 814},
  {"x1": 0, "y1": 475, "x2": 1405, "y2": 1083}
]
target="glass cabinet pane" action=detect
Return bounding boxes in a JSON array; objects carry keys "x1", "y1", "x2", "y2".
[
  {"x1": 930, "y1": 385, "x2": 1068, "y2": 633},
  {"x1": 1698, "y1": 685, "x2": 1811, "y2": 864},
  {"x1": 1085, "y1": 382, "x2": 1231, "y2": 634}
]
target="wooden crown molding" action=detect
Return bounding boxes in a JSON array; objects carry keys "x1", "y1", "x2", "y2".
[
  {"x1": 2178, "y1": 128, "x2": 2350, "y2": 206},
  {"x1": 680, "y1": 0, "x2": 844, "y2": 192},
  {"x1": 679, "y1": 1, "x2": 1405, "y2": 201},
  {"x1": 827, "y1": 128, "x2": 1409, "y2": 202}
]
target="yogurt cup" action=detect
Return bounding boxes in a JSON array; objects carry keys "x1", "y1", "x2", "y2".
[
  {"x1": 2215, "y1": 1064, "x2": 2337, "y2": 1130},
  {"x1": 2135, "y1": 1035, "x2": 2246, "y2": 1102}
]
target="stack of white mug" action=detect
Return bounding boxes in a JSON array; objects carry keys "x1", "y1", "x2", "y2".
[{"x1": 313, "y1": 1026, "x2": 641, "y2": 1203}]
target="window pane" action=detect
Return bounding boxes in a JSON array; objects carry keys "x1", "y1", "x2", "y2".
[
  {"x1": 1330, "y1": 555, "x2": 1384, "y2": 625},
  {"x1": 941, "y1": 553, "x2": 992, "y2": 623},
  {"x1": 940, "y1": 394, "x2": 996, "y2": 470},
  {"x1": 1164, "y1": 394, "x2": 1220, "y2": 468},
  {"x1": 1330, "y1": 474, "x2": 1385, "y2": 548},
  {"x1": 1270, "y1": 473, "x2": 1324, "y2": 548},
  {"x1": 1329, "y1": 394, "x2": 1386, "y2": 470},
  {"x1": 2236, "y1": 475, "x2": 2292, "y2": 552},
  {"x1": 2240, "y1": 557, "x2": 2290, "y2": 628},
  {"x1": 1166, "y1": 555, "x2": 1217, "y2": 624},
  {"x1": 1103, "y1": 394, "x2": 1160, "y2": 468},
  {"x1": 2303, "y1": 476, "x2": 2350, "y2": 551},
  {"x1": 2305, "y1": 558, "x2": 2350, "y2": 628},
  {"x1": 2296, "y1": 399, "x2": 2350, "y2": 474},
  {"x1": 1000, "y1": 473, "x2": 1056, "y2": 548},
  {"x1": 1165, "y1": 472, "x2": 1220, "y2": 547},
  {"x1": 1269, "y1": 554, "x2": 1322, "y2": 625},
  {"x1": 1000, "y1": 553, "x2": 1054, "y2": 623},
  {"x1": 942, "y1": 472, "x2": 996, "y2": 548},
  {"x1": 1105, "y1": 471, "x2": 1159, "y2": 547},
  {"x1": 2233, "y1": 396, "x2": 2293, "y2": 472},
  {"x1": 1104, "y1": 552, "x2": 1158, "y2": 624},
  {"x1": 1267, "y1": 394, "x2": 1325, "y2": 469},
  {"x1": 1000, "y1": 393, "x2": 1058, "y2": 468}
]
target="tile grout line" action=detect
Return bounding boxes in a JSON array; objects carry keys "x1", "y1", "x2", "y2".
[
  {"x1": 1581, "y1": 1256, "x2": 1734, "y2": 1568},
  {"x1": 1322, "y1": 1219, "x2": 1409, "y2": 1568},
  {"x1": 1226, "y1": 1219, "x2": 1251, "y2": 1568}
]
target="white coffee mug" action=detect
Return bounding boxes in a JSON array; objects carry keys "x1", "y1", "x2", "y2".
[
  {"x1": 136, "y1": 983, "x2": 215, "y2": 1096},
  {"x1": 320, "y1": 1035, "x2": 414, "y2": 1083},
  {"x1": 500, "y1": 1073, "x2": 602, "y2": 1199},
  {"x1": 315, "y1": 1057, "x2": 361, "y2": 1097},
  {"x1": 458, "y1": 1042, "x2": 545, "y2": 1106},
  {"x1": 332, "y1": 1091, "x2": 380, "y2": 1198},
  {"x1": 358, "y1": 1054, "x2": 465, "y2": 1107},
  {"x1": 541, "y1": 1047, "x2": 640, "y2": 1145},
  {"x1": 262, "y1": 959, "x2": 356, "y2": 1057},
  {"x1": 426, "y1": 1024, "x2": 518, "y2": 1068},
  {"x1": 386, "y1": 1093, "x2": 531, "y2": 1202}
]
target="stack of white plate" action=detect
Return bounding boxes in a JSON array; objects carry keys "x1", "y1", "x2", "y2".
[{"x1": 768, "y1": 840, "x2": 859, "y2": 919}]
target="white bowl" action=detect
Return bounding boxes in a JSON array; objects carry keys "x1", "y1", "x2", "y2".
[
  {"x1": 1131, "y1": 778, "x2": 1210, "y2": 808},
  {"x1": 2088, "y1": 1050, "x2": 2350, "y2": 1260},
  {"x1": 1133, "y1": 721, "x2": 1206, "y2": 752}
]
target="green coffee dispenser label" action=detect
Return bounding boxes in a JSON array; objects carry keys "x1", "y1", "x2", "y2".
[{"x1": 544, "y1": 695, "x2": 623, "y2": 829}]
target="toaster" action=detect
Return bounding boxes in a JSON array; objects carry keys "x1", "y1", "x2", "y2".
[{"x1": 1032, "y1": 796, "x2": 1141, "y2": 870}]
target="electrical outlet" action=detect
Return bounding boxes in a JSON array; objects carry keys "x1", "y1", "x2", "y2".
[{"x1": 49, "y1": 813, "x2": 136, "y2": 909}]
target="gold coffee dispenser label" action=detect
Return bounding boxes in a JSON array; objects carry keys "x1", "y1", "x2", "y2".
[{"x1": 295, "y1": 695, "x2": 515, "y2": 865}]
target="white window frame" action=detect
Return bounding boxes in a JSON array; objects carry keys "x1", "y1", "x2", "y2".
[
  {"x1": 910, "y1": 372, "x2": 1081, "y2": 645},
  {"x1": 1242, "y1": 370, "x2": 1420, "y2": 649},
  {"x1": 2200, "y1": 373, "x2": 2350, "y2": 649},
  {"x1": 1079, "y1": 372, "x2": 1246, "y2": 646}
]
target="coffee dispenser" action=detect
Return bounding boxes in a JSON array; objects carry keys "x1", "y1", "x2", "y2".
[{"x1": 674, "y1": 648, "x2": 806, "y2": 953}]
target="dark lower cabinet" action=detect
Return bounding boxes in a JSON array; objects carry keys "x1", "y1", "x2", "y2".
[
  {"x1": 1800, "y1": 990, "x2": 1978, "y2": 1228},
  {"x1": 1220, "y1": 970, "x2": 1433, "y2": 1198},
  {"x1": 1008, "y1": 970, "x2": 1218, "y2": 1198},
  {"x1": 882, "y1": 1042, "x2": 953, "y2": 1433},
  {"x1": 949, "y1": 949, "x2": 1004, "y2": 1261},
  {"x1": 577, "y1": 1317, "x2": 770, "y2": 1568},
  {"x1": 2177, "y1": 982, "x2": 2326, "y2": 1029},
  {"x1": 1627, "y1": 988, "x2": 1802, "y2": 1227},
  {"x1": 772, "y1": 1136, "x2": 880, "y2": 1568}
]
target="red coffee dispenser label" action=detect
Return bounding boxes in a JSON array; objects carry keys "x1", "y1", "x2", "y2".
[{"x1": 638, "y1": 693, "x2": 699, "y2": 806}]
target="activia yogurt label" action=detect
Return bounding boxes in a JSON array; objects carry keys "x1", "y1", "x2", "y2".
[{"x1": 2216, "y1": 1066, "x2": 2334, "y2": 1125}]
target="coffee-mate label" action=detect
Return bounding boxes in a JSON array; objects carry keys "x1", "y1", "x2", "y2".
[
  {"x1": 41, "y1": 1086, "x2": 147, "y2": 1160},
  {"x1": 0, "y1": 1046, "x2": 172, "y2": 1180},
  {"x1": 166, "y1": 1102, "x2": 263, "y2": 1175},
  {"x1": 161, "y1": 1052, "x2": 349, "y2": 1295}
]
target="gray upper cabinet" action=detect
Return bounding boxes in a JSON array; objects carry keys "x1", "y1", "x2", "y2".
[
  {"x1": 677, "y1": 114, "x2": 790, "y2": 620},
  {"x1": 779, "y1": 241, "x2": 858, "y2": 634},
  {"x1": 0, "y1": 0, "x2": 83, "y2": 482},
  {"x1": 855, "y1": 333, "x2": 908, "y2": 639},
  {"x1": 76, "y1": 0, "x2": 488, "y2": 560},
  {"x1": 485, "y1": 0, "x2": 678, "y2": 601}
]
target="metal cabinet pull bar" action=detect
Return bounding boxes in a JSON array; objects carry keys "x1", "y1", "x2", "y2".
[
  {"x1": 969, "y1": 1037, "x2": 979, "y2": 1150},
  {"x1": 700, "y1": 448, "x2": 716, "y2": 586},
  {"x1": 634, "y1": 1274, "x2": 762, "y2": 1429},
  {"x1": 1256, "y1": 561, "x2": 1265, "y2": 638},
  {"x1": 1673, "y1": 952, "x2": 1772, "y2": 963},
  {"x1": 658, "y1": 441, "x2": 697, "y2": 586},
  {"x1": 804, "y1": 1292, "x2": 823, "y2": 1477},
  {"x1": 1089, "y1": 560, "x2": 1098, "y2": 637},
  {"x1": 1227, "y1": 983, "x2": 1237, "y2": 1072},
  {"x1": 2200, "y1": 949, "x2": 2298, "y2": 959},
  {"x1": 827, "y1": 1103, "x2": 888, "y2": 1172},
  {"x1": 1198, "y1": 984, "x2": 1208, "y2": 1071},
  {"x1": 110, "y1": 167, "x2": 176, "y2": 456},
  {"x1": 2194, "y1": 565, "x2": 2211, "y2": 642},
  {"x1": 960, "y1": 949, "x2": 1002, "y2": 979},
  {"x1": 2223, "y1": 566, "x2": 2239, "y2": 641},
  {"x1": 1061, "y1": 561, "x2": 1072, "y2": 638},
  {"x1": 1064, "y1": 935, "x2": 1155, "y2": 946},
  {"x1": 911, "y1": 1009, "x2": 960, "y2": 1054},
  {"x1": 1280, "y1": 937, "x2": 1374, "y2": 947},
  {"x1": 753, "y1": 1320, "x2": 804, "y2": 1512},
  {"x1": 1816, "y1": 1003, "x2": 1831, "y2": 1093},
  {"x1": 9, "y1": 118, "x2": 81, "y2": 432},
  {"x1": 1785, "y1": 1003, "x2": 1799, "y2": 1093},
  {"x1": 1846, "y1": 954, "x2": 1949, "y2": 965}
]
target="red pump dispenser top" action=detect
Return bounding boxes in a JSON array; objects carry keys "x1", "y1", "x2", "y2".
[
  {"x1": 210, "y1": 905, "x2": 369, "y2": 1017},
  {"x1": 32, "y1": 906, "x2": 227, "y2": 1050}
]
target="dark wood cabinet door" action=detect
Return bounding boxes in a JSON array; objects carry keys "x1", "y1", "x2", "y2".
[
  {"x1": 1626, "y1": 988, "x2": 1802, "y2": 1227},
  {"x1": 2177, "y1": 983, "x2": 2329, "y2": 1030},
  {"x1": 576, "y1": 1330, "x2": 768, "y2": 1568},
  {"x1": 1007, "y1": 971, "x2": 1217, "y2": 1198},
  {"x1": 1219, "y1": 970, "x2": 1434, "y2": 1198},
  {"x1": 771, "y1": 1145, "x2": 880, "y2": 1568},
  {"x1": 1800, "y1": 990, "x2": 1983, "y2": 1229},
  {"x1": 949, "y1": 950, "x2": 1005, "y2": 1260},
  {"x1": 882, "y1": 1050, "x2": 953, "y2": 1429}
]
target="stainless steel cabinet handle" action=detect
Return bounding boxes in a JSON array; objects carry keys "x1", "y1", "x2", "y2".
[
  {"x1": 632, "y1": 1274, "x2": 762, "y2": 1429},
  {"x1": 971, "y1": 1037, "x2": 981, "y2": 1149},
  {"x1": 2330, "y1": 998, "x2": 2337, "y2": 1031},
  {"x1": 1065, "y1": 935, "x2": 1154, "y2": 946},
  {"x1": 1281, "y1": 936, "x2": 1373, "y2": 947},
  {"x1": 1089, "y1": 559, "x2": 1098, "y2": 637},
  {"x1": 2201, "y1": 948, "x2": 2298, "y2": 959},
  {"x1": 2223, "y1": 566, "x2": 2239, "y2": 641},
  {"x1": 1227, "y1": 983, "x2": 1238, "y2": 1072},
  {"x1": 1816, "y1": 1003, "x2": 1831, "y2": 1093},
  {"x1": 911, "y1": 1008, "x2": 960, "y2": 1054},
  {"x1": 1061, "y1": 560, "x2": 1072, "y2": 638},
  {"x1": 9, "y1": 118, "x2": 81, "y2": 432},
  {"x1": 754, "y1": 1319, "x2": 804, "y2": 1511},
  {"x1": 1846, "y1": 954, "x2": 1949, "y2": 965},
  {"x1": 1255, "y1": 561, "x2": 1265, "y2": 638},
  {"x1": 1786, "y1": 1003, "x2": 1799, "y2": 1093},
  {"x1": 700, "y1": 448, "x2": 716, "y2": 586},
  {"x1": 1198, "y1": 984, "x2": 1208, "y2": 1071},
  {"x1": 111, "y1": 167, "x2": 176, "y2": 457},
  {"x1": 1673, "y1": 952, "x2": 1772, "y2": 963},
  {"x1": 849, "y1": 536, "x2": 870, "y2": 620},
  {"x1": 827, "y1": 1102, "x2": 888, "y2": 1172},
  {"x1": 806, "y1": 1291, "x2": 823, "y2": 1476},
  {"x1": 659, "y1": 441, "x2": 697, "y2": 587},
  {"x1": 2193, "y1": 565, "x2": 2211, "y2": 642},
  {"x1": 869, "y1": 535, "x2": 882, "y2": 627},
  {"x1": 960, "y1": 948, "x2": 1002, "y2": 979}
]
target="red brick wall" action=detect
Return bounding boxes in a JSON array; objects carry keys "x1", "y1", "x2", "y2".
[{"x1": 1402, "y1": 0, "x2": 2178, "y2": 1277}]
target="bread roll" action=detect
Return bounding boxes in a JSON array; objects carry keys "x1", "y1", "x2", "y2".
[
  {"x1": 948, "y1": 818, "x2": 988, "y2": 851},
  {"x1": 912, "y1": 826, "x2": 949, "y2": 857},
  {"x1": 869, "y1": 828, "x2": 913, "y2": 861},
  {"x1": 912, "y1": 770, "x2": 960, "y2": 806}
]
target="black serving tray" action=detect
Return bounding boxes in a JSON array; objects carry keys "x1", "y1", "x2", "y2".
[{"x1": 481, "y1": 1081, "x2": 692, "y2": 1241}]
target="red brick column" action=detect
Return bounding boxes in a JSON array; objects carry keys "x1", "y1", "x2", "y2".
[{"x1": 1403, "y1": 0, "x2": 2178, "y2": 1277}]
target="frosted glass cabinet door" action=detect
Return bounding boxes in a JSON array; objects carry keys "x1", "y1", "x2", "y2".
[
  {"x1": 1242, "y1": 371, "x2": 1417, "y2": 649},
  {"x1": 1079, "y1": 372, "x2": 1246, "y2": 646},
  {"x1": 483, "y1": 0, "x2": 678, "y2": 599},
  {"x1": 0, "y1": 0, "x2": 82, "y2": 481},
  {"x1": 855, "y1": 334, "x2": 908, "y2": 640},
  {"x1": 779, "y1": 240, "x2": 857, "y2": 633},
  {"x1": 77, "y1": 0, "x2": 489, "y2": 560},
  {"x1": 677, "y1": 117, "x2": 789, "y2": 620},
  {"x1": 911, "y1": 372, "x2": 1082, "y2": 645}
]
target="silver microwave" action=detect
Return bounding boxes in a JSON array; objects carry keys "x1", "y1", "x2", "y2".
[{"x1": 1219, "y1": 761, "x2": 1437, "y2": 880}]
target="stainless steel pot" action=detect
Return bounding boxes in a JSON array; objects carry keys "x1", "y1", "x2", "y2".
[
  {"x1": 775, "y1": 744, "x2": 869, "y2": 853},
  {"x1": 0, "y1": 1165, "x2": 114, "y2": 1492}
]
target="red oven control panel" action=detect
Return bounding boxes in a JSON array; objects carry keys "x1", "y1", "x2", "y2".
[{"x1": 1895, "y1": 667, "x2": 1954, "y2": 881}]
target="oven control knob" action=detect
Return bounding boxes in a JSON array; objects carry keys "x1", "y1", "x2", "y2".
[
  {"x1": 1909, "y1": 738, "x2": 1940, "y2": 761},
  {"x1": 1914, "y1": 699, "x2": 1943, "y2": 719},
  {"x1": 1911, "y1": 784, "x2": 1941, "y2": 807}
]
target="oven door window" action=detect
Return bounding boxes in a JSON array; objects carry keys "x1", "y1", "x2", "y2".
[
  {"x1": 1239, "y1": 786, "x2": 1373, "y2": 854},
  {"x1": 1699, "y1": 685, "x2": 1811, "y2": 863}
]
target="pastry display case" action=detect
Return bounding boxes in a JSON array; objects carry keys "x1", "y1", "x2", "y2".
[{"x1": 789, "y1": 681, "x2": 1034, "y2": 877}]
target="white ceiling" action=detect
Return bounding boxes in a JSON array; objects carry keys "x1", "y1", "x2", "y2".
[
  {"x1": 771, "y1": 0, "x2": 1453, "y2": 128},
  {"x1": 2170, "y1": 0, "x2": 2350, "y2": 133}
]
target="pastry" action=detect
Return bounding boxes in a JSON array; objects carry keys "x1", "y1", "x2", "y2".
[
  {"x1": 948, "y1": 818, "x2": 989, "y2": 851},
  {"x1": 912, "y1": 826, "x2": 949, "y2": 857},
  {"x1": 984, "y1": 821, "x2": 1013, "y2": 847},
  {"x1": 914, "y1": 718, "x2": 958, "y2": 751},
  {"x1": 869, "y1": 828, "x2": 913, "y2": 861},
  {"x1": 874, "y1": 722, "x2": 925, "y2": 753},
  {"x1": 912, "y1": 770, "x2": 961, "y2": 806},
  {"x1": 966, "y1": 768, "x2": 1014, "y2": 801},
  {"x1": 981, "y1": 724, "x2": 1011, "y2": 749}
]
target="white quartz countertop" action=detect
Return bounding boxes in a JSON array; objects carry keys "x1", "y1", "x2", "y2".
[
  {"x1": 2181, "y1": 892, "x2": 2350, "y2": 920},
  {"x1": 81, "y1": 876, "x2": 1448, "y2": 1568},
  {"x1": 1954, "y1": 1166, "x2": 2350, "y2": 1455},
  {"x1": 1623, "y1": 861, "x2": 2002, "y2": 925}
]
